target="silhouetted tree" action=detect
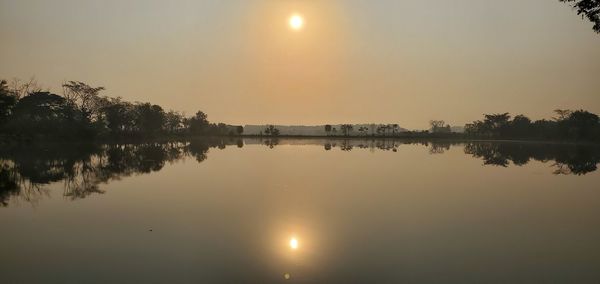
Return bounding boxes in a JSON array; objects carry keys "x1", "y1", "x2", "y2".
[
  {"x1": 560, "y1": 0, "x2": 600, "y2": 33},
  {"x1": 485, "y1": 113, "x2": 511, "y2": 135},
  {"x1": 7, "y1": 91, "x2": 92, "y2": 137},
  {"x1": 508, "y1": 114, "x2": 532, "y2": 137},
  {"x1": 0, "y1": 80, "x2": 17, "y2": 124},
  {"x1": 216, "y1": 123, "x2": 229, "y2": 136},
  {"x1": 430, "y1": 120, "x2": 445, "y2": 129},
  {"x1": 391, "y1": 124, "x2": 400, "y2": 135},
  {"x1": 189, "y1": 111, "x2": 209, "y2": 134},
  {"x1": 62, "y1": 81, "x2": 106, "y2": 122},
  {"x1": 430, "y1": 120, "x2": 451, "y2": 133},
  {"x1": 467, "y1": 110, "x2": 600, "y2": 142},
  {"x1": 325, "y1": 124, "x2": 332, "y2": 136},
  {"x1": 8, "y1": 78, "x2": 43, "y2": 100},
  {"x1": 134, "y1": 103, "x2": 165, "y2": 134},
  {"x1": 2, "y1": 78, "x2": 240, "y2": 140},
  {"x1": 264, "y1": 125, "x2": 280, "y2": 136},
  {"x1": 561, "y1": 110, "x2": 600, "y2": 140},
  {"x1": 466, "y1": 113, "x2": 512, "y2": 138},
  {"x1": 357, "y1": 126, "x2": 369, "y2": 136},
  {"x1": 101, "y1": 98, "x2": 135, "y2": 134},
  {"x1": 340, "y1": 124, "x2": 353, "y2": 136},
  {"x1": 164, "y1": 110, "x2": 184, "y2": 134},
  {"x1": 553, "y1": 109, "x2": 573, "y2": 121}
]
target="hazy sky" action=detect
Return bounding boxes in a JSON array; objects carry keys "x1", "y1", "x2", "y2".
[{"x1": 1, "y1": 0, "x2": 599, "y2": 128}]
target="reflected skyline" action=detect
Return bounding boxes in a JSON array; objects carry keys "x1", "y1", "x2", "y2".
[{"x1": 1, "y1": 138, "x2": 599, "y2": 207}]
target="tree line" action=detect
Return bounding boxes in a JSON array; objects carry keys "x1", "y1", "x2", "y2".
[
  {"x1": 324, "y1": 124, "x2": 403, "y2": 137},
  {"x1": 2, "y1": 79, "x2": 600, "y2": 143},
  {"x1": 0, "y1": 79, "x2": 243, "y2": 140},
  {"x1": 464, "y1": 110, "x2": 600, "y2": 142}
]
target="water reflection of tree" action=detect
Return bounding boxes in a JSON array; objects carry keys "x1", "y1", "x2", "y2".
[
  {"x1": 188, "y1": 139, "x2": 211, "y2": 162},
  {"x1": 261, "y1": 138, "x2": 279, "y2": 149},
  {"x1": 323, "y1": 139, "x2": 434, "y2": 152},
  {"x1": 0, "y1": 139, "x2": 230, "y2": 206},
  {"x1": 2, "y1": 139, "x2": 598, "y2": 206},
  {"x1": 0, "y1": 143, "x2": 100, "y2": 205},
  {"x1": 340, "y1": 140, "x2": 353, "y2": 151},
  {"x1": 63, "y1": 159, "x2": 104, "y2": 200},
  {"x1": 0, "y1": 163, "x2": 20, "y2": 206},
  {"x1": 428, "y1": 142, "x2": 451, "y2": 154},
  {"x1": 464, "y1": 142, "x2": 600, "y2": 175}
]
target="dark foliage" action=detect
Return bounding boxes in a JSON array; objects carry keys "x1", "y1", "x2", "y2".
[
  {"x1": 464, "y1": 142, "x2": 600, "y2": 175},
  {"x1": 560, "y1": 0, "x2": 600, "y2": 33},
  {"x1": 2, "y1": 139, "x2": 598, "y2": 206},
  {"x1": 0, "y1": 79, "x2": 242, "y2": 140},
  {"x1": 340, "y1": 124, "x2": 353, "y2": 136},
  {"x1": 465, "y1": 110, "x2": 600, "y2": 142},
  {"x1": 0, "y1": 138, "x2": 232, "y2": 206},
  {"x1": 0, "y1": 80, "x2": 18, "y2": 124},
  {"x1": 263, "y1": 125, "x2": 280, "y2": 136}
]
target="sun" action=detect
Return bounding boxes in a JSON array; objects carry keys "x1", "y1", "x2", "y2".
[
  {"x1": 289, "y1": 14, "x2": 304, "y2": 30},
  {"x1": 289, "y1": 237, "x2": 299, "y2": 250}
]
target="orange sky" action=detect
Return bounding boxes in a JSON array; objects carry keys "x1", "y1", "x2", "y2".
[{"x1": 1, "y1": 0, "x2": 599, "y2": 128}]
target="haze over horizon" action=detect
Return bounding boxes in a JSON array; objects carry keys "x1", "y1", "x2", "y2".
[{"x1": 1, "y1": 0, "x2": 599, "y2": 129}]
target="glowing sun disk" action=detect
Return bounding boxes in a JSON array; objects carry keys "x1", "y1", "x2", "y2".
[
  {"x1": 289, "y1": 14, "x2": 303, "y2": 30},
  {"x1": 289, "y1": 238, "x2": 299, "y2": 250}
]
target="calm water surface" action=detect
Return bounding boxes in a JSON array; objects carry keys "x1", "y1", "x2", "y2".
[{"x1": 1, "y1": 139, "x2": 599, "y2": 283}]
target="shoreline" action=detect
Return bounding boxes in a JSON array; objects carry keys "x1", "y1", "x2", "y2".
[{"x1": 2, "y1": 133, "x2": 599, "y2": 147}]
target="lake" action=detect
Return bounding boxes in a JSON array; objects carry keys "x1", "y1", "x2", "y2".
[{"x1": 1, "y1": 138, "x2": 599, "y2": 283}]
